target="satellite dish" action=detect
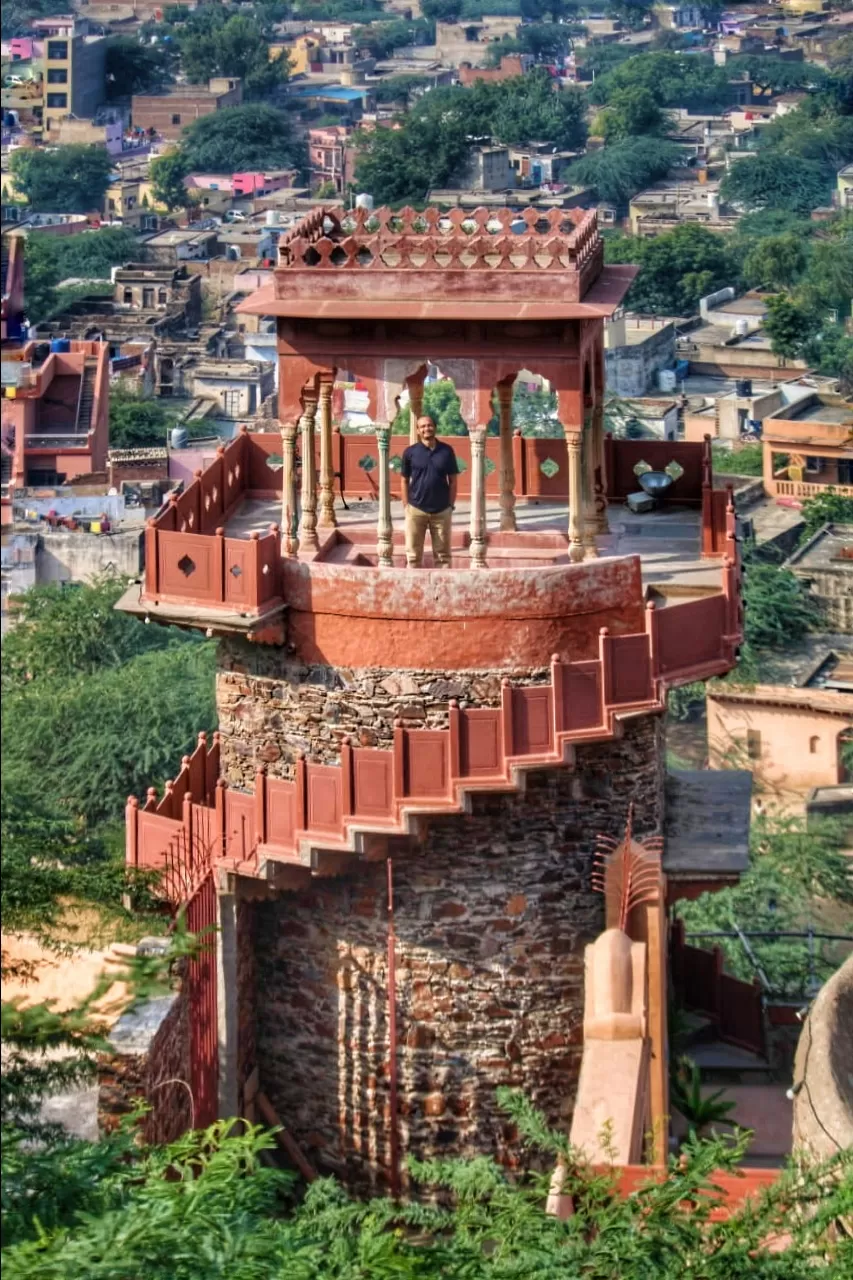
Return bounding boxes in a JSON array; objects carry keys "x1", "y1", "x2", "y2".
[{"x1": 637, "y1": 471, "x2": 674, "y2": 498}]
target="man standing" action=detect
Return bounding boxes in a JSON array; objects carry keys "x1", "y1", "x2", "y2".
[{"x1": 400, "y1": 415, "x2": 459, "y2": 568}]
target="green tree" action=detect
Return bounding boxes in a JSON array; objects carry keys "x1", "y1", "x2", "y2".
[
  {"x1": 391, "y1": 379, "x2": 467, "y2": 434},
  {"x1": 763, "y1": 293, "x2": 815, "y2": 359},
  {"x1": 180, "y1": 104, "x2": 304, "y2": 175},
  {"x1": 105, "y1": 37, "x2": 174, "y2": 99},
  {"x1": 588, "y1": 52, "x2": 731, "y2": 113},
  {"x1": 149, "y1": 150, "x2": 190, "y2": 212},
  {"x1": 179, "y1": 10, "x2": 289, "y2": 99},
  {"x1": 468, "y1": 69, "x2": 587, "y2": 150},
  {"x1": 9, "y1": 146, "x2": 113, "y2": 214},
  {"x1": 800, "y1": 490, "x2": 853, "y2": 541},
  {"x1": 742, "y1": 234, "x2": 808, "y2": 291},
  {"x1": 2, "y1": 577, "x2": 215, "y2": 825},
  {"x1": 594, "y1": 86, "x2": 670, "y2": 142},
  {"x1": 606, "y1": 224, "x2": 737, "y2": 316},
  {"x1": 567, "y1": 137, "x2": 683, "y2": 206},
  {"x1": 108, "y1": 389, "x2": 175, "y2": 450},
  {"x1": 742, "y1": 560, "x2": 819, "y2": 649},
  {"x1": 728, "y1": 55, "x2": 828, "y2": 96},
  {"x1": 720, "y1": 153, "x2": 830, "y2": 216}
]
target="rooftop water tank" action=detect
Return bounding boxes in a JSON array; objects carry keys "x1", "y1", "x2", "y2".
[
  {"x1": 50, "y1": 337, "x2": 71, "y2": 354},
  {"x1": 355, "y1": 193, "x2": 374, "y2": 213},
  {"x1": 170, "y1": 426, "x2": 189, "y2": 450},
  {"x1": 658, "y1": 369, "x2": 677, "y2": 393},
  {"x1": 736, "y1": 379, "x2": 753, "y2": 398},
  {"x1": 735, "y1": 318, "x2": 750, "y2": 337}
]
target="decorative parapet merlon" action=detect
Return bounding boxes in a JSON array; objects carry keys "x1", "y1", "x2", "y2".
[{"x1": 274, "y1": 205, "x2": 603, "y2": 303}]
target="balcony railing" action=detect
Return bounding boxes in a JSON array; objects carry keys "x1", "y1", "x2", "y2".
[
  {"x1": 128, "y1": 567, "x2": 742, "y2": 905},
  {"x1": 774, "y1": 478, "x2": 853, "y2": 500},
  {"x1": 141, "y1": 429, "x2": 731, "y2": 616}
]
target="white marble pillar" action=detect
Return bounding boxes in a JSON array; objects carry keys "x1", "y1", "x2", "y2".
[
  {"x1": 566, "y1": 430, "x2": 584, "y2": 564},
  {"x1": 280, "y1": 421, "x2": 299, "y2": 557},
  {"x1": 298, "y1": 387, "x2": 320, "y2": 552},
  {"x1": 497, "y1": 379, "x2": 517, "y2": 532},
  {"x1": 408, "y1": 375, "x2": 424, "y2": 445},
  {"x1": 317, "y1": 374, "x2": 337, "y2": 529},
  {"x1": 469, "y1": 426, "x2": 488, "y2": 569},
  {"x1": 375, "y1": 423, "x2": 393, "y2": 567}
]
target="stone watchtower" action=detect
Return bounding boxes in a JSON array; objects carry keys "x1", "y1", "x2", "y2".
[{"x1": 124, "y1": 206, "x2": 745, "y2": 1190}]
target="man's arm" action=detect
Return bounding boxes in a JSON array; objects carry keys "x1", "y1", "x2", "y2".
[
  {"x1": 400, "y1": 448, "x2": 411, "y2": 506},
  {"x1": 448, "y1": 473, "x2": 458, "y2": 509}
]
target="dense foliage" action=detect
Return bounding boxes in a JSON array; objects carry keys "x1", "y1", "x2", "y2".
[
  {"x1": 355, "y1": 71, "x2": 587, "y2": 203},
  {"x1": 605, "y1": 223, "x2": 734, "y2": 315},
  {"x1": 172, "y1": 104, "x2": 306, "y2": 178},
  {"x1": 3, "y1": 1092, "x2": 852, "y2": 1277},
  {"x1": 2, "y1": 577, "x2": 216, "y2": 826},
  {"x1": 800, "y1": 490, "x2": 853, "y2": 541},
  {"x1": 105, "y1": 37, "x2": 174, "y2": 99},
  {"x1": 109, "y1": 388, "x2": 177, "y2": 450},
  {"x1": 566, "y1": 137, "x2": 683, "y2": 206},
  {"x1": 677, "y1": 816, "x2": 853, "y2": 996},
  {"x1": 21, "y1": 228, "x2": 138, "y2": 323},
  {"x1": 9, "y1": 146, "x2": 112, "y2": 214}
]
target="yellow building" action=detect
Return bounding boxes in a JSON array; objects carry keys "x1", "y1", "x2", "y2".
[
  {"x1": 838, "y1": 164, "x2": 853, "y2": 212},
  {"x1": 35, "y1": 15, "x2": 109, "y2": 137},
  {"x1": 781, "y1": 0, "x2": 827, "y2": 13}
]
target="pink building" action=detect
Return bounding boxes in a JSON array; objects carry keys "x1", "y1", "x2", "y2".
[
  {"x1": 231, "y1": 170, "x2": 297, "y2": 198},
  {"x1": 308, "y1": 126, "x2": 355, "y2": 194},
  {"x1": 6, "y1": 38, "x2": 37, "y2": 60}
]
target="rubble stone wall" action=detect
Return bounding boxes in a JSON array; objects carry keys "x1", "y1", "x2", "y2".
[
  {"x1": 248, "y1": 715, "x2": 664, "y2": 1193},
  {"x1": 216, "y1": 635, "x2": 555, "y2": 790}
]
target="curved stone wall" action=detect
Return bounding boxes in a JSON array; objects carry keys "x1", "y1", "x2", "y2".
[
  {"x1": 792, "y1": 953, "x2": 853, "y2": 1161},
  {"x1": 280, "y1": 556, "x2": 645, "y2": 671}
]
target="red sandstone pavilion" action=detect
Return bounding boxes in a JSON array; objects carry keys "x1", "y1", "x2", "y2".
[{"x1": 122, "y1": 206, "x2": 757, "y2": 1194}]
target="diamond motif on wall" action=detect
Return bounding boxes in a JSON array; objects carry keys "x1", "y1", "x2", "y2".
[
  {"x1": 266, "y1": 455, "x2": 283, "y2": 471},
  {"x1": 230, "y1": 564, "x2": 242, "y2": 577},
  {"x1": 540, "y1": 457, "x2": 560, "y2": 478},
  {"x1": 665, "y1": 460, "x2": 685, "y2": 481},
  {"x1": 484, "y1": 458, "x2": 496, "y2": 476},
  {"x1": 177, "y1": 555, "x2": 196, "y2": 577},
  {"x1": 389, "y1": 455, "x2": 403, "y2": 473},
  {"x1": 456, "y1": 458, "x2": 468, "y2": 474},
  {"x1": 359, "y1": 455, "x2": 376, "y2": 472}
]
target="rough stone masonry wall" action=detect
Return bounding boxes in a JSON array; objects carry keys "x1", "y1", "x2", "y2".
[
  {"x1": 217, "y1": 635, "x2": 552, "y2": 790},
  {"x1": 99, "y1": 986, "x2": 191, "y2": 1145},
  {"x1": 250, "y1": 715, "x2": 664, "y2": 1194}
]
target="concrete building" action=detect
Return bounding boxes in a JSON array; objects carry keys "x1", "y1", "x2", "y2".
[
  {"x1": 0, "y1": 339, "x2": 110, "y2": 494},
  {"x1": 308, "y1": 126, "x2": 355, "y2": 195},
  {"x1": 604, "y1": 314, "x2": 677, "y2": 399},
  {"x1": 708, "y1": 650, "x2": 853, "y2": 812},
  {"x1": 762, "y1": 393, "x2": 853, "y2": 500},
  {"x1": 35, "y1": 14, "x2": 109, "y2": 137},
  {"x1": 131, "y1": 77, "x2": 242, "y2": 141},
  {"x1": 190, "y1": 359, "x2": 275, "y2": 419},
  {"x1": 434, "y1": 18, "x2": 521, "y2": 66},
  {"x1": 784, "y1": 525, "x2": 853, "y2": 634},
  {"x1": 458, "y1": 54, "x2": 533, "y2": 85},
  {"x1": 116, "y1": 205, "x2": 751, "y2": 1190}
]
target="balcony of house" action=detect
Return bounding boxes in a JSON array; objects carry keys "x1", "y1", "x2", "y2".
[
  {"x1": 762, "y1": 393, "x2": 853, "y2": 500},
  {"x1": 121, "y1": 426, "x2": 741, "y2": 680}
]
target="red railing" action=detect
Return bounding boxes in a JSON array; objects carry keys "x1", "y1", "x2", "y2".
[
  {"x1": 143, "y1": 430, "x2": 728, "y2": 612},
  {"x1": 185, "y1": 872, "x2": 219, "y2": 1130},
  {"x1": 128, "y1": 582, "x2": 742, "y2": 903},
  {"x1": 670, "y1": 918, "x2": 766, "y2": 1058}
]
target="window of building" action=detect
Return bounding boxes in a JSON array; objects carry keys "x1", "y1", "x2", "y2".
[
  {"x1": 746, "y1": 729, "x2": 761, "y2": 761},
  {"x1": 46, "y1": 93, "x2": 68, "y2": 109},
  {"x1": 47, "y1": 68, "x2": 68, "y2": 83},
  {"x1": 123, "y1": 288, "x2": 133, "y2": 303},
  {"x1": 809, "y1": 735, "x2": 820, "y2": 754},
  {"x1": 158, "y1": 288, "x2": 167, "y2": 304},
  {"x1": 47, "y1": 41, "x2": 68, "y2": 59},
  {"x1": 805, "y1": 456, "x2": 823, "y2": 474},
  {"x1": 142, "y1": 287, "x2": 154, "y2": 308},
  {"x1": 171, "y1": 113, "x2": 181, "y2": 125}
]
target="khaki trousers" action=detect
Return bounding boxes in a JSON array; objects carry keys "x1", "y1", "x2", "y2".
[{"x1": 405, "y1": 504, "x2": 452, "y2": 567}]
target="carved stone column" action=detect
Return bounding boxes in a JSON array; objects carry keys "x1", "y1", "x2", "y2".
[
  {"x1": 375, "y1": 423, "x2": 393, "y2": 567},
  {"x1": 317, "y1": 373, "x2": 337, "y2": 529},
  {"x1": 408, "y1": 373, "x2": 425, "y2": 445},
  {"x1": 565, "y1": 430, "x2": 584, "y2": 564},
  {"x1": 298, "y1": 387, "x2": 319, "y2": 552},
  {"x1": 280, "y1": 420, "x2": 299, "y2": 557},
  {"x1": 469, "y1": 426, "x2": 487, "y2": 569},
  {"x1": 496, "y1": 378, "x2": 516, "y2": 532},
  {"x1": 582, "y1": 411, "x2": 599, "y2": 559}
]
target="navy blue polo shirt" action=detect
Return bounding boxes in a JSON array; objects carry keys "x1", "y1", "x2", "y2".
[{"x1": 400, "y1": 441, "x2": 459, "y2": 514}]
